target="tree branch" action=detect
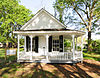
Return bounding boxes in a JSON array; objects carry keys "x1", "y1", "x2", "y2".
[
  {"x1": 91, "y1": 0, "x2": 97, "y2": 10},
  {"x1": 71, "y1": 1, "x2": 88, "y2": 27},
  {"x1": 90, "y1": 0, "x2": 96, "y2": 20},
  {"x1": 74, "y1": 8, "x2": 87, "y2": 27},
  {"x1": 85, "y1": 2, "x2": 90, "y2": 21}
]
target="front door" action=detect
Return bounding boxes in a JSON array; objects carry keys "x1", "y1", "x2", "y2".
[
  {"x1": 39, "y1": 36, "x2": 46, "y2": 55},
  {"x1": 32, "y1": 36, "x2": 38, "y2": 52}
]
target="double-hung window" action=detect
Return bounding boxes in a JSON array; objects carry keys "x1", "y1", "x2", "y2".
[{"x1": 52, "y1": 36, "x2": 59, "y2": 51}]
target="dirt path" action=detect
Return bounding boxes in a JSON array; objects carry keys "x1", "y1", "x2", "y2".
[{"x1": 0, "y1": 59, "x2": 100, "y2": 78}]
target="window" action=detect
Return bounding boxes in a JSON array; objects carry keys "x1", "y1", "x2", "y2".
[{"x1": 52, "y1": 40, "x2": 59, "y2": 51}]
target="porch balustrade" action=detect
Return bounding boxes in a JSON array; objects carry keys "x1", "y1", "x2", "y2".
[
  {"x1": 18, "y1": 51, "x2": 82, "y2": 61},
  {"x1": 19, "y1": 51, "x2": 32, "y2": 60}
]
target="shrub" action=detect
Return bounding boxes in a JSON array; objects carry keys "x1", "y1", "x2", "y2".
[
  {"x1": 91, "y1": 40, "x2": 100, "y2": 54},
  {"x1": 84, "y1": 39, "x2": 100, "y2": 54}
]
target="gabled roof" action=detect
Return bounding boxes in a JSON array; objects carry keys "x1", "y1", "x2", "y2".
[{"x1": 21, "y1": 8, "x2": 67, "y2": 30}]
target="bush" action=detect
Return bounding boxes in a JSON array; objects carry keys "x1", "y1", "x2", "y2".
[
  {"x1": 91, "y1": 40, "x2": 100, "y2": 54},
  {"x1": 84, "y1": 39, "x2": 100, "y2": 54},
  {"x1": 77, "y1": 46, "x2": 81, "y2": 51},
  {"x1": 64, "y1": 39, "x2": 71, "y2": 47}
]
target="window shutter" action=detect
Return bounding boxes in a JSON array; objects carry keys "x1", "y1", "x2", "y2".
[
  {"x1": 29, "y1": 37, "x2": 31, "y2": 51},
  {"x1": 35, "y1": 36, "x2": 38, "y2": 53},
  {"x1": 49, "y1": 36, "x2": 52, "y2": 52},
  {"x1": 59, "y1": 35, "x2": 63, "y2": 52},
  {"x1": 26, "y1": 36, "x2": 30, "y2": 52}
]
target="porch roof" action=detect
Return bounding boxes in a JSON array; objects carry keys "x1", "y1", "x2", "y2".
[{"x1": 13, "y1": 29, "x2": 85, "y2": 37}]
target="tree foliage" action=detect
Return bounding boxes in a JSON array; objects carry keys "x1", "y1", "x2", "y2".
[
  {"x1": 0, "y1": 0, "x2": 33, "y2": 47},
  {"x1": 54, "y1": 0, "x2": 100, "y2": 51},
  {"x1": 53, "y1": 0, "x2": 77, "y2": 26},
  {"x1": 53, "y1": 0, "x2": 66, "y2": 23}
]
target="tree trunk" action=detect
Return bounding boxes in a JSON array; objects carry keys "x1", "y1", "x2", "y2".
[
  {"x1": 88, "y1": 31, "x2": 92, "y2": 52},
  {"x1": 59, "y1": 14, "x2": 63, "y2": 23},
  {"x1": 88, "y1": 15, "x2": 92, "y2": 52}
]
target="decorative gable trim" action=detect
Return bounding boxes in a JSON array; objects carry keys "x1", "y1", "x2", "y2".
[{"x1": 21, "y1": 8, "x2": 67, "y2": 30}]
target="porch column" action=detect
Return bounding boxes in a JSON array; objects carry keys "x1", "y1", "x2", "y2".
[
  {"x1": 81, "y1": 36, "x2": 83, "y2": 63},
  {"x1": 24, "y1": 36, "x2": 26, "y2": 52},
  {"x1": 46, "y1": 35, "x2": 49, "y2": 61},
  {"x1": 30, "y1": 35, "x2": 33, "y2": 60},
  {"x1": 17, "y1": 35, "x2": 20, "y2": 60},
  {"x1": 72, "y1": 35, "x2": 75, "y2": 60}
]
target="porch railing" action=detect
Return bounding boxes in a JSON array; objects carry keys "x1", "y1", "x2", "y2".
[
  {"x1": 48, "y1": 51, "x2": 82, "y2": 61},
  {"x1": 18, "y1": 51, "x2": 32, "y2": 60},
  {"x1": 48, "y1": 52, "x2": 73, "y2": 60},
  {"x1": 18, "y1": 51, "x2": 82, "y2": 61},
  {"x1": 75, "y1": 51, "x2": 82, "y2": 60}
]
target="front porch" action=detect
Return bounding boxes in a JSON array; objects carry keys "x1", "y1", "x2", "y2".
[{"x1": 15, "y1": 30, "x2": 84, "y2": 63}]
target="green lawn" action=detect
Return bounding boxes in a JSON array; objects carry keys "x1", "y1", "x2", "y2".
[
  {"x1": 0, "y1": 48, "x2": 24, "y2": 63},
  {"x1": 0, "y1": 49, "x2": 5, "y2": 58},
  {"x1": 0, "y1": 49, "x2": 17, "y2": 68},
  {"x1": 83, "y1": 52, "x2": 100, "y2": 61},
  {"x1": 0, "y1": 49, "x2": 6, "y2": 64}
]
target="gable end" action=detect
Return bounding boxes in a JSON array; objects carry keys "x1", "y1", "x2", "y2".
[{"x1": 21, "y1": 8, "x2": 67, "y2": 30}]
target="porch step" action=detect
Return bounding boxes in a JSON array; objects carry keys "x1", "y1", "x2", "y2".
[{"x1": 32, "y1": 56, "x2": 46, "y2": 60}]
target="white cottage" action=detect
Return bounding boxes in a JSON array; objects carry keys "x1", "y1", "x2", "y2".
[{"x1": 14, "y1": 8, "x2": 85, "y2": 63}]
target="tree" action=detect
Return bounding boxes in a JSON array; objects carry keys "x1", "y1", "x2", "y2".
[
  {"x1": 53, "y1": 0, "x2": 76, "y2": 26},
  {"x1": 54, "y1": 0, "x2": 100, "y2": 52},
  {"x1": 0, "y1": 0, "x2": 33, "y2": 47},
  {"x1": 53, "y1": 0, "x2": 66, "y2": 23}
]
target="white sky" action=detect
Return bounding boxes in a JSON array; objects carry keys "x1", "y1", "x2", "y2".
[
  {"x1": 20, "y1": 0, "x2": 55, "y2": 14},
  {"x1": 20, "y1": 0, "x2": 100, "y2": 40}
]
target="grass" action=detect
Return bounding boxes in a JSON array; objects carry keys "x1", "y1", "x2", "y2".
[
  {"x1": 0, "y1": 49, "x2": 6, "y2": 64},
  {"x1": 0, "y1": 48, "x2": 5, "y2": 57},
  {"x1": 0, "y1": 48, "x2": 25, "y2": 63},
  {"x1": 0, "y1": 48, "x2": 17, "y2": 68},
  {"x1": 83, "y1": 52, "x2": 100, "y2": 61}
]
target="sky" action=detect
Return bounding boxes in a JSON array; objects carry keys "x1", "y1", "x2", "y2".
[
  {"x1": 20, "y1": 0, "x2": 55, "y2": 15},
  {"x1": 20, "y1": 0, "x2": 100, "y2": 40}
]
